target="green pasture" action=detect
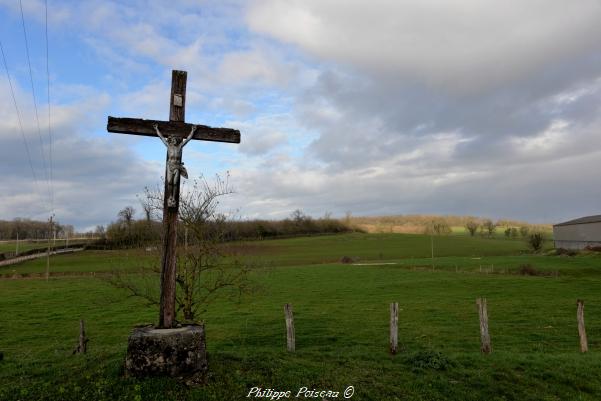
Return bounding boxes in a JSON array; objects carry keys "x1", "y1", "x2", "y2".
[
  {"x1": 0, "y1": 240, "x2": 51, "y2": 253},
  {"x1": 248, "y1": 232, "x2": 530, "y2": 266},
  {"x1": 1, "y1": 233, "x2": 601, "y2": 400},
  {"x1": 0, "y1": 249, "x2": 156, "y2": 275},
  {"x1": 0, "y1": 233, "x2": 562, "y2": 281},
  {"x1": 0, "y1": 239, "x2": 93, "y2": 254}
]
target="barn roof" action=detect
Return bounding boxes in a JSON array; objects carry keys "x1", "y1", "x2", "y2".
[{"x1": 554, "y1": 215, "x2": 601, "y2": 227}]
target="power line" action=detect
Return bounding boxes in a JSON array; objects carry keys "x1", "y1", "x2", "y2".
[
  {"x1": 45, "y1": 0, "x2": 54, "y2": 214},
  {"x1": 19, "y1": 0, "x2": 52, "y2": 208},
  {"x1": 0, "y1": 39, "x2": 42, "y2": 201}
]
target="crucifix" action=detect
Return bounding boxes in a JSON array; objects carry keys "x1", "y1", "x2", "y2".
[{"x1": 107, "y1": 70, "x2": 240, "y2": 328}]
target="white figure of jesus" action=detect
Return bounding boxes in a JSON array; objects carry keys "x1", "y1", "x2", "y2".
[{"x1": 153, "y1": 123, "x2": 197, "y2": 207}]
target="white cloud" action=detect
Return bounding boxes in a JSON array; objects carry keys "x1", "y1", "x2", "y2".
[
  {"x1": 0, "y1": 79, "x2": 159, "y2": 230},
  {"x1": 510, "y1": 120, "x2": 569, "y2": 155},
  {"x1": 248, "y1": 0, "x2": 601, "y2": 93},
  {"x1": 218, "y1": 48, "x2": 293, "y2": 86},
  {"x1": 228, "y1": 114, "x2": 297, "y2": 155},
  {"x1": 226, "y1": 116, "x2": 601, "y2": 223}
]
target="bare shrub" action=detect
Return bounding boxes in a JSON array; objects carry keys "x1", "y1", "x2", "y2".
[
  {"x1": 340, "y1": 256, "x2": 358, "y2": 264},
  {"x1": 519, "y1": 226, "x2": 530, "y2": 237},
  {"x1": 517, "y1": 264, "x2": 556, "y2": 277},
  {"x1": 517, "y1": 264, "x2": 539, "y2": 276},
  {"x1": 425, "y1": 219, "x2": 452, "y2": 235},
  {"x1": 481, "y1": 219, "x2": 496, "y2": 237},
  {"x1": 527, "y1": 232, "x2": 545, "y2": 252},
  {"x1": 556, "y1": 248, "x2": 578, "y2": 256},
  {"x1": 109, "y1": 174, "x2": 255, "y2": 323},
  {"x1": 465, "y1": 220, "x2": 479, "y2": 236}
]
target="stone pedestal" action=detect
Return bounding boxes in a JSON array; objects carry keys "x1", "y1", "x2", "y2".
[{"x1": 125, "y1": 324, "x2": 207, "y2": 378}]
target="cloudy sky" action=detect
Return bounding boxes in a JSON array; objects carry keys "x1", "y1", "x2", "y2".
[{"x1": 1, "y1": 0, "x2": 600, "y2": 231}]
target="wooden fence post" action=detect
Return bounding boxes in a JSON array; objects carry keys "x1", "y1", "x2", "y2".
[
  {"x1": 73, "y1": 319, "x2": 88, "y2": 354},
  {"x1": 476, "y1": 298, "x2": 491, "y2": 354},
  {"x1": 284, "y1": 303, "x2": 295, "y2": 352},
  {"x1": 390, "y1": 302, "x2": 399, "y2": 354},
  {"x1": 577, "y1": 299, "x2": 588, "y2": 353}
]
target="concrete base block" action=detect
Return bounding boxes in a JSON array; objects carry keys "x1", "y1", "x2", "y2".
[{"x1": 125, "y1": 324, "x2": 207, "y2": 378}]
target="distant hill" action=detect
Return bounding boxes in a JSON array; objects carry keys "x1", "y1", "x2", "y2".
[{"x1": 347, "y1": 214, "x2": 552, "y2": 234}]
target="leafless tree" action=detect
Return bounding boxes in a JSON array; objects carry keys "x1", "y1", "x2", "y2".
[
  {"x1": 519, "y1": 226, "x2": 530, "y2": 237},
  {"x1": 139, "y1": 196, "x2": 153, "y2": 222},
  {"x1": 109, "y1": 174, "x2": 254, "y2": 322},
  {"x1": 482, "y1": 219, "x2": 496, "y2": 237},
  {"x1": 291, "y1": 209, "x2": 307, "y2": 222},
  {"x1": 344, "y1": 211, "x2": 352, "y2": 226},
  {"x1": 0, "y1": 218, "x2": 57, "y2": 240},
  {"x1": 425, "y1": 219, "x2": 452, "y2": 235},
  {"x1": 94, "y1": 225, "x2": 106, "y2": 239},
  {"x1": 465, "y1": 220, "x2": 479, "y2": 236},
  {"x1": 118, "y1": 206, "x2": 136, "y2": 227}
]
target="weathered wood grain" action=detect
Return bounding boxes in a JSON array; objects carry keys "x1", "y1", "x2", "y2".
[
  {"x1": 158, "y1": 71, "x2": 187, "y2": 329},
  {"x1": 577, "y1": 299, "x2": 588, "y2": 353},
  {"x1": 476, "y1": 298, "x2": 491, "y2": 354},
  {"x1": 107, "y1": 117, "x2": 240, "y2": 143},
  {"x1": 390, "y1": 302, "x2": 399, "y2": 355},
  {"x1": 159, "y1": 205, "x2": 178, "y2": 328},
  {"x1": 73, "y1": 319, "x2": 88, "y2": 354},
  {"x1": 284, "y1": 303, "x2": 295, "y2": 352},
  {"x1": 170, "y1": 70, "x2": 186, "y2": 122}
]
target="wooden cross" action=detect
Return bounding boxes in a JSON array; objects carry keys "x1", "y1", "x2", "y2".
[{"x1": 107, "y1": 70, "x2": 240, "y2": 328}]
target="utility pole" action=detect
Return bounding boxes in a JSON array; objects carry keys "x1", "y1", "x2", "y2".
[
  {"x1": 430, "y1": 234, "x2": 434, "y2": 270},
  {"x1": 15, "y1": 232, "x2": 19, "y2": 256},
  {"x1": 46, "y1": 215, "x2": 54, "y2": 281}
]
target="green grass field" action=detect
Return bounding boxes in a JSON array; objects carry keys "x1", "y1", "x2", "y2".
[
  {"x1": 0, "y1": 233, "x2": 536, "y2": 276},
  {"x1": 0, "y1": 239, "x2": 93, "y2": 254},
  {"x1": 0, "y1": 240, "x2": 52, "y2": 253},
  {"x1": 1, "y1": 233, "x2": 600, "y2": 400}
]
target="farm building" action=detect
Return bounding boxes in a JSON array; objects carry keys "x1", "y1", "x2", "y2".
[{"x1": 553, "y1": 215, "x2": 601, "y2": 250}]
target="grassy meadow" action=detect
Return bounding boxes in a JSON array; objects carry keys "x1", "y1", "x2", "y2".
[
  {"x1": 0, "y1": 240, "x2": 55, "y2": 254},
  {"x1": 1, "y1": 232, "x2": 601, "y2": 400},
  {"x1": 0, "y1": 238, "x2": 95, "y2": 254}
]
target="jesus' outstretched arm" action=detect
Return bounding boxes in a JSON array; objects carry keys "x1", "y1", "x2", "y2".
[
  {"x1": 181, "y1": 125, "x2": 197, "y2": 147},
  {"x1": 153, "y1": 123, "x2": 169, "y2": 147}
]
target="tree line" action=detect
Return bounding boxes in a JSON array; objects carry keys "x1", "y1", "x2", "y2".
[
  {"x1": 97, "y1": 207, "x2": 357, "y2": 249},
  {"x1": 0, "y1": 219, "x2": 74, "y2": 240}
]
